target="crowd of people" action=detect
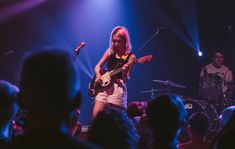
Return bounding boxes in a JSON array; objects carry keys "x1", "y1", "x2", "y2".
[{"x1": 0, "y1": 26, "x2": 235, "y2": 149}]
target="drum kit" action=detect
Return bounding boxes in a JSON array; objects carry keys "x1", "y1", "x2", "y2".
[{"x1": 139, "y1": 78, "x2": 235, "y2": 131}]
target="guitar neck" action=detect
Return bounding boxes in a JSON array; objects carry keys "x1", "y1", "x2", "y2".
[{"x1": 110, "y1": 67, "x2": 123, "y2": 77}]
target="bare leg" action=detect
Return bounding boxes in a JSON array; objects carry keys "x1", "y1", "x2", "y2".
[{"x1": 92, "y1": 101, "x2": 106, "y2": 120}]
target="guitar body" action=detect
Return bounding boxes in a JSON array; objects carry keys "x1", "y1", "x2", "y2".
[
  {"x1": 88, "y1": 55, "x2": 153, "y2": 97},
  {"x1": 88, "y1": 69, "x2": 113, "y2": 97}
]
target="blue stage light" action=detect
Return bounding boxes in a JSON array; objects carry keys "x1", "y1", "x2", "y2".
[{"x1": 198, "y1": 51, "x2": 203, "y2": 56}]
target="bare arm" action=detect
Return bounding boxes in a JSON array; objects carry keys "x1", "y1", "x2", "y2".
[
  {"x1": 225, "y1": 70, "x2": 233, "y2": 84},
  {"x1": 94, "y1": 49, "x2": 111, "y2": 80},
  {"x1": 200, "y1": 66, "x2": 206, "y2": 78},
  {"x1": 122, "y1": 54, "x2": 136, "y2": 83}
]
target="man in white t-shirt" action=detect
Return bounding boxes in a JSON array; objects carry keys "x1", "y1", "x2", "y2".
[{"x1": 199, "y1": 51, "x2": 233, "y2": 113}]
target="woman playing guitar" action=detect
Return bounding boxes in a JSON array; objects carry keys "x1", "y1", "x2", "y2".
[{"x1": 91, "y1": 26, "x2": 136, "y2": 119}]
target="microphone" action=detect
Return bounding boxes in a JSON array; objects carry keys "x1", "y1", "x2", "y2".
[{"x1": 73, "y1": 42, "x2": 86, "y2": 60}]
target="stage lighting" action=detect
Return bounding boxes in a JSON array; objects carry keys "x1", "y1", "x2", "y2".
[{"x1": 198, "y1": 51, "x2": 203, "y2": 56}]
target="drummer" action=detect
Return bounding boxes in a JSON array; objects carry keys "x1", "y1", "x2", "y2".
[{"x1": 200, "y1": 51, "x2": 233, "y2": 101}]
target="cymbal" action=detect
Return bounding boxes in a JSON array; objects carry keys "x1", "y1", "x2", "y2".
[
  {"x1": 153, "y1": 79, "x2": 186, "y2": 89},
  {"x1": 140, "y1": 88, "x2": 166, "y2": 93}
]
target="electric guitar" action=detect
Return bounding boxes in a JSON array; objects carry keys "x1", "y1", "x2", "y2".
[{"x1": 88, "y1": 55, "x2": 153, "y2": 97}]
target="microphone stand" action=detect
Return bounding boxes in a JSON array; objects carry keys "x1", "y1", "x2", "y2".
[{"x1": 137, "y1": 27, "x2": 165, "y2": 52}]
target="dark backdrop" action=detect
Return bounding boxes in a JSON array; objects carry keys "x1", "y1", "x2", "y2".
[{"x1": 0, "y1": 0, "x2": 234, "y2": 124}]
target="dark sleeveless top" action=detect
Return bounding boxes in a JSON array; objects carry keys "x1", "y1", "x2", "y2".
[{"x1": 107, "y1": 52, "x2": 132, "y2": 79}]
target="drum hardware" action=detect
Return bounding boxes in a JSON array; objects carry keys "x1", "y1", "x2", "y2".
[
  {"x1": 181, "y1": 98, "x2": 219, "y2": 131},
  {"x1": 221, "y1": 98, "x2": 234, "y2": 107},
  {"x1": 201, "y1": 96, "x2": 235, "y2": 116},
  {"x1": 199, "y1": 73, "x2": 223, "y2": 100},
  {"x1": 153, "y1": 79, "x2": 186, "y2": 89},
  {"x1": 223, "y1": 84, "x2": 235, "y2": 98},
  {"x1": 140, "y1": 88, "x2": 170, "y2": 99}
]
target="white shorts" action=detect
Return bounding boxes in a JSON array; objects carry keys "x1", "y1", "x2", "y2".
[{"x1": 95, "y1": 79, "x2": 127, "y2": 108}]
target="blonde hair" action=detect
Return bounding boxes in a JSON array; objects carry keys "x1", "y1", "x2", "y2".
[{"x1": 109, "y1": 26, "x2": 132, "y2": 52}]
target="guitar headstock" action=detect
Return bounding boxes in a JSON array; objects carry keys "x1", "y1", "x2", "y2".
[{"x1": 137, "y1": 55, "x2": 153, "y2": 64}]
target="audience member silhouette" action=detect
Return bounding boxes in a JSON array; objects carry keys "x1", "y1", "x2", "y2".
[
  {"x1": 88, "y1": 107, "x2": 139, "y2": 149},
  {"x1": 146, "y1": 94, "x2": 186, "y2": 149},
  {"x1": 0, "y1": 80, "x2": 20, "y2": 145},
  {"x1": 67, "y1": 108, "x2": 82, "y2": 137},
  {"x1": 212, "y1": 110, "x2": 235, "y2": 149},
  {"x1": 127, "y1": 101, "x2": 146, "y2": 119},
  {"x1": 126, "y1": 101, "x2": 150, "y2": 149},
  {"x1": 218, "y1": 106, "x2": 235, "y2": 128},
  {"x1": 179, "y1": 112, "x2": 210, "y2": 149},
  {"x1": 7, "y1": 48, "x2": 98, "y2": 148},
  {"x1": 135, "y1": 114, "x2": 153, "y2": 149}
]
